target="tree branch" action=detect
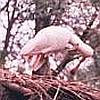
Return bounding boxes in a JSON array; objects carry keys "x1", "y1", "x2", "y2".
[{"x1": 0, "y1": 0, "x2": 10, "y2": 12}]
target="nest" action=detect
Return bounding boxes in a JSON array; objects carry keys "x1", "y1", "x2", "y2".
[{"x1": 0, "y1": 69, "x2": 100, "y2": 100}]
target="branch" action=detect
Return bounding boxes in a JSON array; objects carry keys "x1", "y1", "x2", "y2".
[
  {"x1": 0, "y1": 69, "x2": 100, "y2": 100},
  {"x1": 6, "y1": 0, "x2": 10, "y2": 24},
  {"x1": 10, "y1": 0, "x2": 17, "y2": 21},
  {"x1": 0, "y1": 0, "x2": 10, "y2": 12},
  {"x1": 53, "y1": 84, "x2": 61, "y2": 100}
]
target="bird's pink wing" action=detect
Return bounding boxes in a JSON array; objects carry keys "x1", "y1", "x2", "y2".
[
  {"x1": 70, "y1": 33, "x2": 94, "y2": 57},
  {"x1": 20, "y1": 39, "x2": 36, "y2": 56}
]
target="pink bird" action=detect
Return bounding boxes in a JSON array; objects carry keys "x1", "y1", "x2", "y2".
[{"x1": 20, "y1": 25, "x2": 94, "y2": 73}]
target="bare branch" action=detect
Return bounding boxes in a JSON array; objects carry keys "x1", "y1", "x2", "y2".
[{"x1": 0, "y1": 0, "x2": 11, "y2": 12}]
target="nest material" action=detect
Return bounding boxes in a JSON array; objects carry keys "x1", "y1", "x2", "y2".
[{"x1": 0, "y1": 69, "x2": 100, "y2": 100}]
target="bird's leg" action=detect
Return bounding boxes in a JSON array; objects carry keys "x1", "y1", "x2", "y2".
[
  {"x1": 69, "y1": 57, "x2": 86, "y2": 80},
  {"x1": 32, "y1": 54, "x2": 50, "y2": 75},
  {"x1": 29, "y1": 54, "x2": 42, "y2": 71}
]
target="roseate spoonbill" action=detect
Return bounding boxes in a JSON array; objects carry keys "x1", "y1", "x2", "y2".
[{"x1": 20, "y1": 25, "x2": 94, "y2": 73}]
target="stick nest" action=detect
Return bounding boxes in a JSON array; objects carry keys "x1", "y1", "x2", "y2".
[{"x1": 0, "y1": 69, "x2": 100, "y2": 100}]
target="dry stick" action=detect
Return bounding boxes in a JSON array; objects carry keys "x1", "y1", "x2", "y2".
[
  {"x1": 51, "y1": 82, "x2": 84, "y2": 100},
  {"x1": 30, "y1": 76, "x2": 100, "y2": 100},
  {"x1": 40, "y1": 94, "x2": 43, "y2": 100},
  {"x1": 81, "y1": 76, "x2": 100, "y2": 84},
  {"x1": 29, "y1": 88, "x2": 42, "y2": 100},
  {"x1": 64, "y1": 87, "x2": 85, "y2": 100},
  {"x1": 53, "y1": 83, "x2": 61, "y2": 100},
  {"x1": 24, "y1": 78, "x2": 52, "y2": 98},
  {"x1": 43, "y1": 77, "x2": 82, "y2": 100},
  {"x1": 35, "y1": 82, "x2": 53, "y2": 100}
]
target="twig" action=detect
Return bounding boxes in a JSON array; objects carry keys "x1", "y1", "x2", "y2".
[
  {"x1": 0, "y1": 0, "x2": 10, "y2": 12},
  {"x1": 53, "y1": 84, "x2": 61, "y2": 100}
]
